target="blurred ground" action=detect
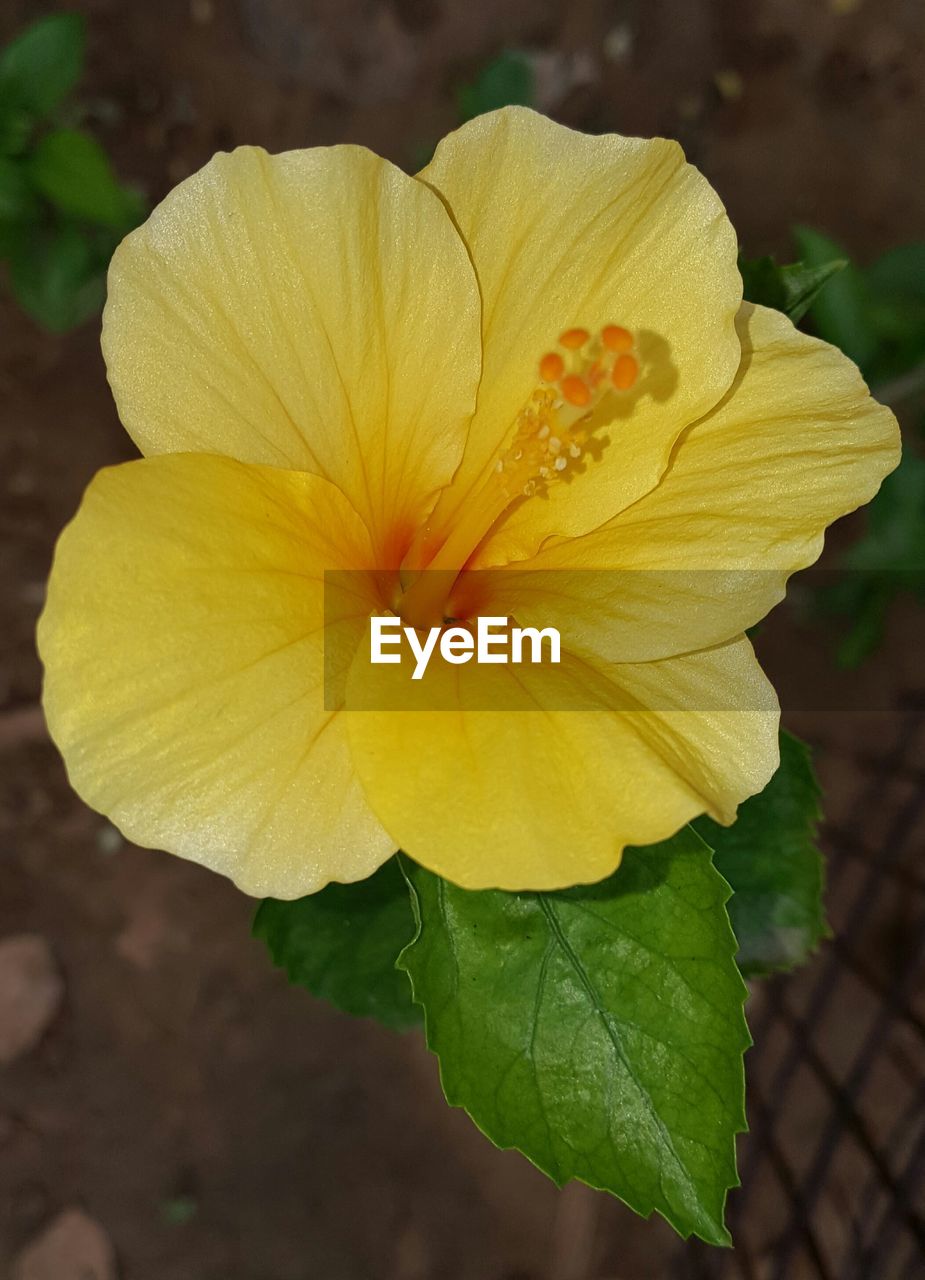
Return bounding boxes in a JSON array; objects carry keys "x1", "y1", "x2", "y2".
[{"x1": 1, "y1": 2, "x2": 924, "y2": 1278}]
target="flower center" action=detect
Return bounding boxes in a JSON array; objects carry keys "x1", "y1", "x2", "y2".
[{"x1": 398, "y1": 324, "x2": 640, "y2": 627}]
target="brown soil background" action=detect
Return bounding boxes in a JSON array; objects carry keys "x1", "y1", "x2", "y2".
[{"x1": 1, "y1": 2, "x2": 924, "y2": 1278}]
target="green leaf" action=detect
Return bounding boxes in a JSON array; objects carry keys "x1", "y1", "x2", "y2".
[
  {"x1": 399, "y1": 831, "x2": 749, "y2": 1245},
  {"x1": 0, "y1": 218, "x2": 21, "y2": 257},
  {"x1": 695, "y1": 731, "x2": 826, "y2": 977},
  {"x1": 457, "y1": 50, "x2": 534, "y2": 122},
  {"x1": 0, "y1": 13, "x2": 85, "y2": 118},
  {"x1": 793, "y1": 225, "x2": 879, "y2": 371},
  {"x1": 864, "y1": 243, "x2": 925, "y2": 303},
  {"x1": 0, "y1": 155, "x2": 40, "y2": 223},
  {"x1": 253, "y1": 857, "x2": 421, "y2": 1030},
  {"x1": 841, "y1": 447, "x2": 925, "y2": 577},
  {"x1": 833, "y1": 582, "x2": 892, "y2": 670},
  {"x1": 863, "y1": 244, "x2": 925, "y2": 382},
  {"x1": 0, "y1": 102, "x2": 33, "y2": 156},
  {"x1": 7, "y1": 221, "x2": 106, "y2": 332},
  {"x1": 816, "y1": 448, "x2": 925, "y2": 667},
  {"x1": 739, "y1": 253, "x2": 846, "y2": 325},
  {"x1": 28, "y1": 127, "x2": 143, "y2": 230}
]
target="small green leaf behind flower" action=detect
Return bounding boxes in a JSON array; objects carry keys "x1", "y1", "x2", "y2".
[
  {"x1": 742, "y1": 230, "x2": 925, "y2": 384},
  {"x1": 864, "y1": 245, "x2": 925, "y2": 384},
  {"x1": 456, "y1": 50, "x2": 535, "y2": 123},
  {"x1": 410, "y1": 49, "x2": 537, "y2": 171},
  {"x1": 793, "y1": 227, "x2": 925, "y2": 385},
  {"x1": 792, "y1": 226, "x2": 879, "y2": 371},
  {"x1": 398, "y1": 830, "x2": 749, "y2": 1246},
  {"x1": 739, "y1": 252, "x2": 847, "y2": 326},
  {"x1": 818, "y1": 447, "x2": 925, "y2": 668},
  {"x1": 253, "y1": 858, "x2": 421, "y2": 1031},
  {"x1": 696, "y1": 731, "x2": 827, "y2": 977}
]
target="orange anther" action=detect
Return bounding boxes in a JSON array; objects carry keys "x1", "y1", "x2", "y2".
[
  {"x1": 602, "y1": 325, "x2": 633, "y2": 353},
  {"x1": 561, "y1": 375, "x2": 591, "y2": 407},
  {"x1": 612, "y1": 354, "x2": 639, "y2": 391},
  {"x1": 539, "y1": 352, "x2": 565, "y2": 382},
  {"x1": 559, "y1": 327, "x2": 590, "y2": 350}
]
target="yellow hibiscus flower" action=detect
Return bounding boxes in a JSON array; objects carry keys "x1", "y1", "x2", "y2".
[{"x1": 38, "y1": 108, "x2": 899, "y2": 898}]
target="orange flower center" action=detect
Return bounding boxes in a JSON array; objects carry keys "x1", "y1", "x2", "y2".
[{"x1": 398, "y1": 324, "x2": 640, "y2": 627}]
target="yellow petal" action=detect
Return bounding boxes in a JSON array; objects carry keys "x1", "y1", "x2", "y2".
[
  {"x1": 345, "y1": 626, "x2": 777, "y2": 891},
  {"x1": 102, "y1": 145, "x2": 481, "y2": 563},
  {"x1": 38, "y1": 453, "x2": 394, "y2": 898},
  {"x1": 486, "y1": 303, "x2": 900, "y2": 660},
  {"x1": 418, "y1": 107, "x2": 742, "y2": 565}
]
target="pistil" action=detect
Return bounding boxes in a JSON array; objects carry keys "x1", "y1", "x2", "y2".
[{"x1": 398, "y1": 324, "x2": 640, "y2": 628}]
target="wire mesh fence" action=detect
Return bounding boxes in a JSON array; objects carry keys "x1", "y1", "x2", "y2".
[{"x1": 674, "y1": 701, "x2": 925, "y2": 1279}]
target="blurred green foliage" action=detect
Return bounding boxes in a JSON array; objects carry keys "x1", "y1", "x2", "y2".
[
  {"x1": 0, "y1": 13, "x2": 144, "y2": 332},
  {"x1": 795, "y1": 228, "x2": 925, "y2": 384},
  {"x1": 0, "y1": 11, "x2": 84, "y2": 116},
  {"x1": 817, "y1": 447, "x2": 925, "y2": 668},
  {"x1": 160, "y1": 1196, "x2": 198, "y2": 1227},
  {"x1": 456, "y1": 50, "x2": 535, "y2": 123}
]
